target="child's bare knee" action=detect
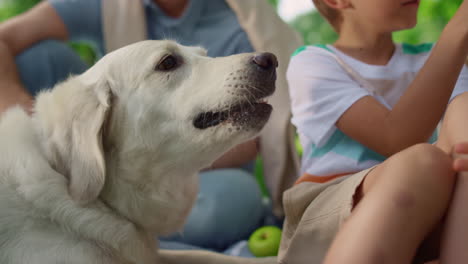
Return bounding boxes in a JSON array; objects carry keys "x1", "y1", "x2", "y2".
[
  {"x1": 361, "y1": 144, "x2": 453, "y2": 200},
  {"x1": 408, "y1": 143, "x2": 453, "y2": 180},
  {"x1": 394, "y1": 143, "x2": 455, "y2": 199}
]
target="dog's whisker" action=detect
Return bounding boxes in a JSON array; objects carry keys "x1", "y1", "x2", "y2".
[
  {"x1": 244, "y1": 84, "x2": 264, "y2": 97},
  {"x1": 245, "y1": 83, "x2": 262, "y2": 93},
  {"x1": 242, "y1": 87, "x2": 256, "y2": 102},
  {"x1": 242, "y1": 94, "x2": 254, "y2": 109}
]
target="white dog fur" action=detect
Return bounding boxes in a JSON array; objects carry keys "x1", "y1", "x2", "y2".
[{"x1": 0, "y1": 40, "x2": 277, "y2": 264}]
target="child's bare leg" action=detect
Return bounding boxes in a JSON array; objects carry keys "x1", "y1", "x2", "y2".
[
  {"x1": 323, "y1": 144, "x2": 455, "y2": 264},
  {"x1": 439, "y1": 175, "x2": 468, "y2": 263},
  {"x1": 435, "y1": 92, "x2": 468, "y2": 263}
]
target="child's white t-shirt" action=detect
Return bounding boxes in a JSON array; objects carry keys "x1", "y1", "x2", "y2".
[{"x1": 288, "y1": 43, "x2": 468, "y2": 180}]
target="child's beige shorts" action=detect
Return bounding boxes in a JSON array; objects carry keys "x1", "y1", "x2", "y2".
[{"x1": 278, "y1": 168, "x2": 373, "y2": 264}]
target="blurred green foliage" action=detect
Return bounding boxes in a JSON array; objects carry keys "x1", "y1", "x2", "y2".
[
  {"x1": 0, "y1": 0, "x2": 40, "y2": 20},
  {"x1": 394, "y1": 0, "x2": 463, "y2": 44},
  {"x1": 267, "y1": 0, "x2": 279, "y2": 9},
  {"x1": 292, "y1": 0, "x2": 463, "y2": 45}
]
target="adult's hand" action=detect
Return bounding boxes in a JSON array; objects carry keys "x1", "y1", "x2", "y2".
[{"x1": 0, "y1": 41, "x2": 33, "y2": 114}]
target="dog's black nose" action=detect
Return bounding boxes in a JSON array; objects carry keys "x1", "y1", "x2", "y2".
[{"x1": 252, "y1": 52, "x2": 278, "y2": 70}]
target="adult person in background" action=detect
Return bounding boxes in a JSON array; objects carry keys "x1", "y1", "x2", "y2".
[{"x1": 0, "y1": 0, "x2": 301, "y2": 256}]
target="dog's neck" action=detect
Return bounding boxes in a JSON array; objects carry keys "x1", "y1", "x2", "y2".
[{"x1": 99, "y1": 151, "x2": 200, "y2": 235}]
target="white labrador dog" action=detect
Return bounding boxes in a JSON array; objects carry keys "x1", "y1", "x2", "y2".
[{"x1": 0, "y1": 40, "x2": 278, "y2": 264}]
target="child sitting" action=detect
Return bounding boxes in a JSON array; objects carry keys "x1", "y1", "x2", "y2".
[{"x1": 280, "y1": 0, "x2": 468, "y2": 263}]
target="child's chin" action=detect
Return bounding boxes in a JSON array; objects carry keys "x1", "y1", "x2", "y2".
[{"x1": 396, "y1": 20, "x2": 418, "y2": 31}]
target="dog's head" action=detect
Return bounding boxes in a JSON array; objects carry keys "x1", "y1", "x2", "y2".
[
  {"x1": 101, "y1": 40, "x2": 277, "y2": 167},
  {"x1": 33, "y1": 40, "x2": 276, "y2": 231}
]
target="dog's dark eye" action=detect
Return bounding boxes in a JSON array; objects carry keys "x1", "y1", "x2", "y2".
[{"x1": 156, "y1": 55, "x2": 178, "y2": 71}]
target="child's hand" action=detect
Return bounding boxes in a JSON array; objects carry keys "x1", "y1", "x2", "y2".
[{"x1": 452, "y1": 142, "x2": 468, "y2": 172}]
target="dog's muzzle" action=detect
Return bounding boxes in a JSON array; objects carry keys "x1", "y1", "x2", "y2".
[{"x1": 193, "y1": 52, "x2": 278, "y2": 130}]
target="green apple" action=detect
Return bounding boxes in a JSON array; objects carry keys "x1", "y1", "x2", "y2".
[{"x1": 248, "y1": 226, "x2": 282, "y2": 257}]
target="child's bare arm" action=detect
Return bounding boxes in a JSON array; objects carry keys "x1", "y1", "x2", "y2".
[{"x1": 336, "y1": 1, "x2": 468, "y2": 157}]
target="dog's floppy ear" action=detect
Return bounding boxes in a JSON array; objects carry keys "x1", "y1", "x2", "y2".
[
  {"x1": 35, "y1": 77, "x2": 112, "y2": 204},
  {"x1": 68, "y1": 83, "x2": 111, "y2": 203}
]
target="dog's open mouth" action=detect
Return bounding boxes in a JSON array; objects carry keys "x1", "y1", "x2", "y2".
[{"x1": 193, "y1": 98, "x2": 272, "y2": 129}]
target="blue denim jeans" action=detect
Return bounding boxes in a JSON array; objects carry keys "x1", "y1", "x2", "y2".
[
  {"x1": 16, "y1": 40, "x2": 267, "y2": 255},
  {"x1": 16, "y1": 40, "x2": 88, "y2": 96},
  {"x1": 159, "y1": 169, "x2": 265, "y2": 252}
]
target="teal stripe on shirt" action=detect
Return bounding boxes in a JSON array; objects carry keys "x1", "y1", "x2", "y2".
[
  {"x1": 313, "y1": 44, "x2": 333, "y2": 53},
  {"x1": 291, "y1": 46, "x2": 307, "y2": 57},
  {"x1": 309, "y1": 129, "x2": 386, "y2": 163},
  {"x1": 291, "y1": 44, "x2": 334, "y2": 58},
  {"x1": 402, "y1": 43, "x2": 433, "y2": 55},
  {"x1": 310, "y1": 129, "x2": 439, "y2": 162}
]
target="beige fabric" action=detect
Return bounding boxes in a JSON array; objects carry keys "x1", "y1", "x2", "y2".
[
  {"x1": 225, "y1": 0, "x2": 302, "y2": 217},
  {"x1": 278, "y1": 169, "x2": 372, "y2": 264},
  {"x1": 102, "y1": 0, "x2": 147, "y2": 53},
  {"x1": 102, "y1": 0, "x2": 302, "y2": 217}
]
